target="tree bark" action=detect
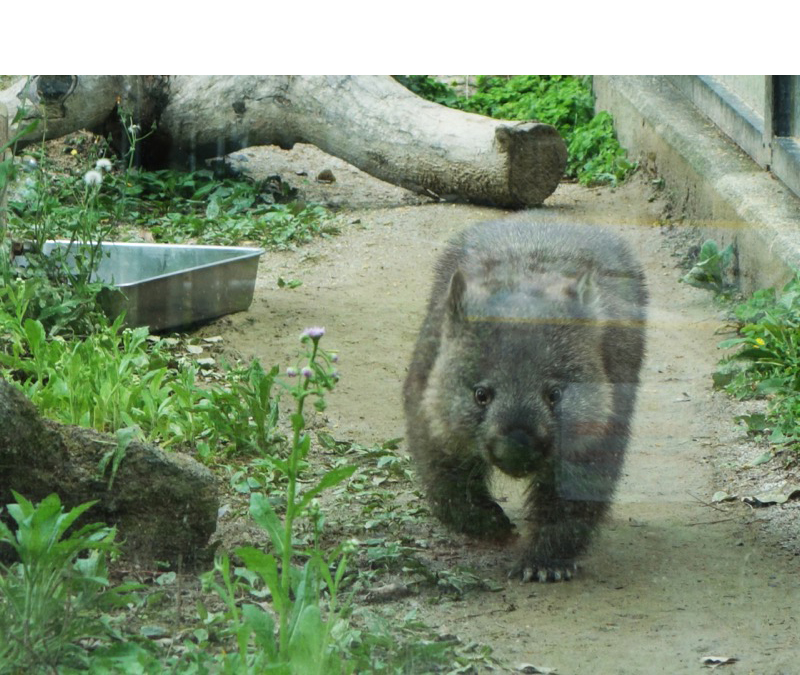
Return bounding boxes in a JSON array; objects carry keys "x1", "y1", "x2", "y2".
[
  {"x1": 1, "y1": 75, "x2": 567, "y2": 207},
  {"x1": 0, "y1": 379, "x2": 218, "y2": 568}
]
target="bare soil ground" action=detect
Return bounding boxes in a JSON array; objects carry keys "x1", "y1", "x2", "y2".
[{"x1": 201, "y1": 144, "x2": 799, "y2": 674}]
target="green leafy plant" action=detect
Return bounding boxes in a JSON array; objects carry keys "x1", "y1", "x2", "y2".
[
  {"x1": 0, "y1": 306, "x2": 286, "y2": 458},
  {"x1": 9, "y1": 163, "x2": 335, "y2": 250},
  {"x1": 393, "y1": 75, "x2": 463, "y2": 108},
  {"x1": 0, "y1": 260, "x2": 112, "y2": 340},
  {"x1": 0, "y1": 109, "x2": 40, "y2": 240},
  {"x1": 681, "y1": 239, "x2": 735, "y2": 295},
  {"x1": 715, "y1": 273, "x2": 800, "y2": 448},
  {"x1": 149, "y1": 194, "x2": 335, "y2": 249},
  {"x1": 341, "y1": 608, "x2": 498, "y2": 673},
  {"x1": 0, "y1": 492, "x2": 127, "y2": 672},
  {"x1": 4, "y1": 120, "x2": 332, "y2": 343},
  {"x1": 0, "y1": 314, "x2": 164, "y2": 432},
  {"x1": 3, "y1": 102, "x2": 334, "y2": 348},
  {"x1": 566, "y1": 110, "x2": 635, "y2": 185},
  {"x1": 189, "y1": 359, "x2": 283, "y2": 457},
  {"x1": 0, "y1": 321, "x2": 502, "y2": 672}
]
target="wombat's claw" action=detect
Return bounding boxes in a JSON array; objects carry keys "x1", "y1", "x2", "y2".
[{"x1": 512, "y1": 560, "x2": 577, "y2": 583}]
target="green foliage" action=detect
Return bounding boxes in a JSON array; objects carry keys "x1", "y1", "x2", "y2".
[
  {"x1": 1, "y1": 262, "x2": 111, "y2": 338},
  {"x1": 340, "y1": 609, "x2": 497, "y2": 673},
  {"x1": 392, "y1": 75, "x2": 462, "y2": 108},
  {"x1": 715, "y1": 273, "x2": 800, "y2": 448},
  {"x1": 401, "y1": 75, "x2": 636, "y2": 185},
  {"x1": 566, "y1": 110, "x2": 636, "y2": 186},
  {"x1": 8, "y1": 164, "x2": 335, "y2": 250},
  {"x1": 1, "y1": 122, "x2": 114, "y2": 338},
  {"x1": 0, "y1": 324, "x2": 499, "y2": 672},
  {"x1": 1, "y1": 116, "x2": 314, "y2": 457},
  {"x1": 0, "y1": 305, "x2": 283, "y2": 457},
  {"x1": 457, "y1": 75, "x2": 594, "y2": 126},
  {"x1": 681, "y1": 239, "x2": 735, "y2": 295},
  {"x1": 0, "y1": 493, "x2": 130, "y2": 673},
  {"x1": 1, "y1": 110, "x2": 40, "y2": 231},
  {"x1": 0, "y1": 313, "x2": 160, "y2": 432},
  {"x1": 188, "y1": 333, "x2": 495, "y2": 673},
  {"x1": 191, "y1": 360, "x2": 283, "y2": 458}
]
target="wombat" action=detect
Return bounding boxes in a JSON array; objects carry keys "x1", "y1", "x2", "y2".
[{"x1": 403, "y1": 218, "x2": 647, "y2": 582}]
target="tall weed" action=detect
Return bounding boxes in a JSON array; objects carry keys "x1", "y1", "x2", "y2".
[{"x1": 199, "y1": 328, "x2": 357, "y2": 672}]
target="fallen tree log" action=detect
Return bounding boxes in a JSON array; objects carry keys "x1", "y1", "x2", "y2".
[
  {"x1": 0, "y1": 75, "x2": 567, "y2": 207},
  {"x1": 0, "y1": 379, "x2": 218, "y2": 568}
]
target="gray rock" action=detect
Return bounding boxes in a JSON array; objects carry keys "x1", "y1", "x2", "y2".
[{"x1": 0, "y1": 380, "x2": 218, "y2": 567}]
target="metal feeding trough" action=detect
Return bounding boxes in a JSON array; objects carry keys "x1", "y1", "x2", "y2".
[{"x1": 33, "y1": 241, "x2": 264, "y2": 331}]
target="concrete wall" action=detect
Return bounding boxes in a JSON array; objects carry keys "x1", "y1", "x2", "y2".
[
  {"x1": 715, "y1": 76, "x2": 766, "y2": 117},
  {"x1": 594, "y1": 76, "x2": 800, "y2": 295},
  {"x1": 668, "y1": 76, "x2": 769, "y2": 167}
]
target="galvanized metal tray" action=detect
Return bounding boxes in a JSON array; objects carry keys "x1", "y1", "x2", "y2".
[{"x1": 29, "y1": 241, "x2": 264, "y2": 331}]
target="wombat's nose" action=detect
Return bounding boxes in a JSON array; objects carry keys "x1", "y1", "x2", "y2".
[
  {"x1": 507, "y1": 428, "x2": 533, "y2": 452},
  {"x1": 507, "y1": 422, "x2": 551, "y2": 449},
  {"x1": 488, "y1": 427, "x2": 546, "y2": 477}
]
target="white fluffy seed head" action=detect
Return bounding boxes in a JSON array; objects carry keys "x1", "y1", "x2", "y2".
[{"x1": 83, "y1": 169, "x2": 103, "y2": 186}]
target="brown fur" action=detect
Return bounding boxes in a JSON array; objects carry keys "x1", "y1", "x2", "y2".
[{"x1": 404, "y1": 218, "x2": 647, "y2": 582}]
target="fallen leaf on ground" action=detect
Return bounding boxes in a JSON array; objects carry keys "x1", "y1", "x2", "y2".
[{"x1": 700, "y1": 655, "x2": 738, "y2": 668}]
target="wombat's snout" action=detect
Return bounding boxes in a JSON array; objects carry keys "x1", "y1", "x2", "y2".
[{"x1": 488, "y1": 427, "x2": 549, "y2": 477}]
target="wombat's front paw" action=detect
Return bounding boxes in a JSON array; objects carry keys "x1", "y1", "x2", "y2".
[
  {"x1": 510, "y1": 557, "x2": 577, "y2": 583},
  {"x1": 434, "y1": 497, "x2": 515, "y2": 541},
  {"x1": 466, "y1": 500, "x2": 516, "y2": 542}
]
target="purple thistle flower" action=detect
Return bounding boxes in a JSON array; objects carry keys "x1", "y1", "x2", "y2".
[
  {"x1": 301, "y1": 326, "x2": 325, "y2": 339},
  {"x1": 286, "y1": 367, "x2": 298, "y2": 378},
  {"x1": 330, "y1": 353, "x2": 339, "y2": 363},
  {"x1": 301, "y1": 367, "x2": 314, "y2": 380}
]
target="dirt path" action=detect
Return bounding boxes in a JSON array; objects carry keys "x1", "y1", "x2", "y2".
[{"x1": 205, "y1": 147, "x2": 799, "y2": 674}]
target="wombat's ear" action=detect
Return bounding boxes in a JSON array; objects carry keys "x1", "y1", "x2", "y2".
[{"x1": 446, "y1": 269, "x2": 468, "y2": 323}]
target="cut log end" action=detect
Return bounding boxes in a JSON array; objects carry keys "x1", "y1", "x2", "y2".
[{"x1": 496, "y1": 122, "x2": 568, "y2": 207}]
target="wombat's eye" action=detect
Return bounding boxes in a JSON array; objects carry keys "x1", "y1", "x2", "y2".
[
  {"x1": 547, "y1": 386, "x2": 562, "y2": 406},
  {"x1": 473, "y1": 386, "x2": 493, "y2": 406}
]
